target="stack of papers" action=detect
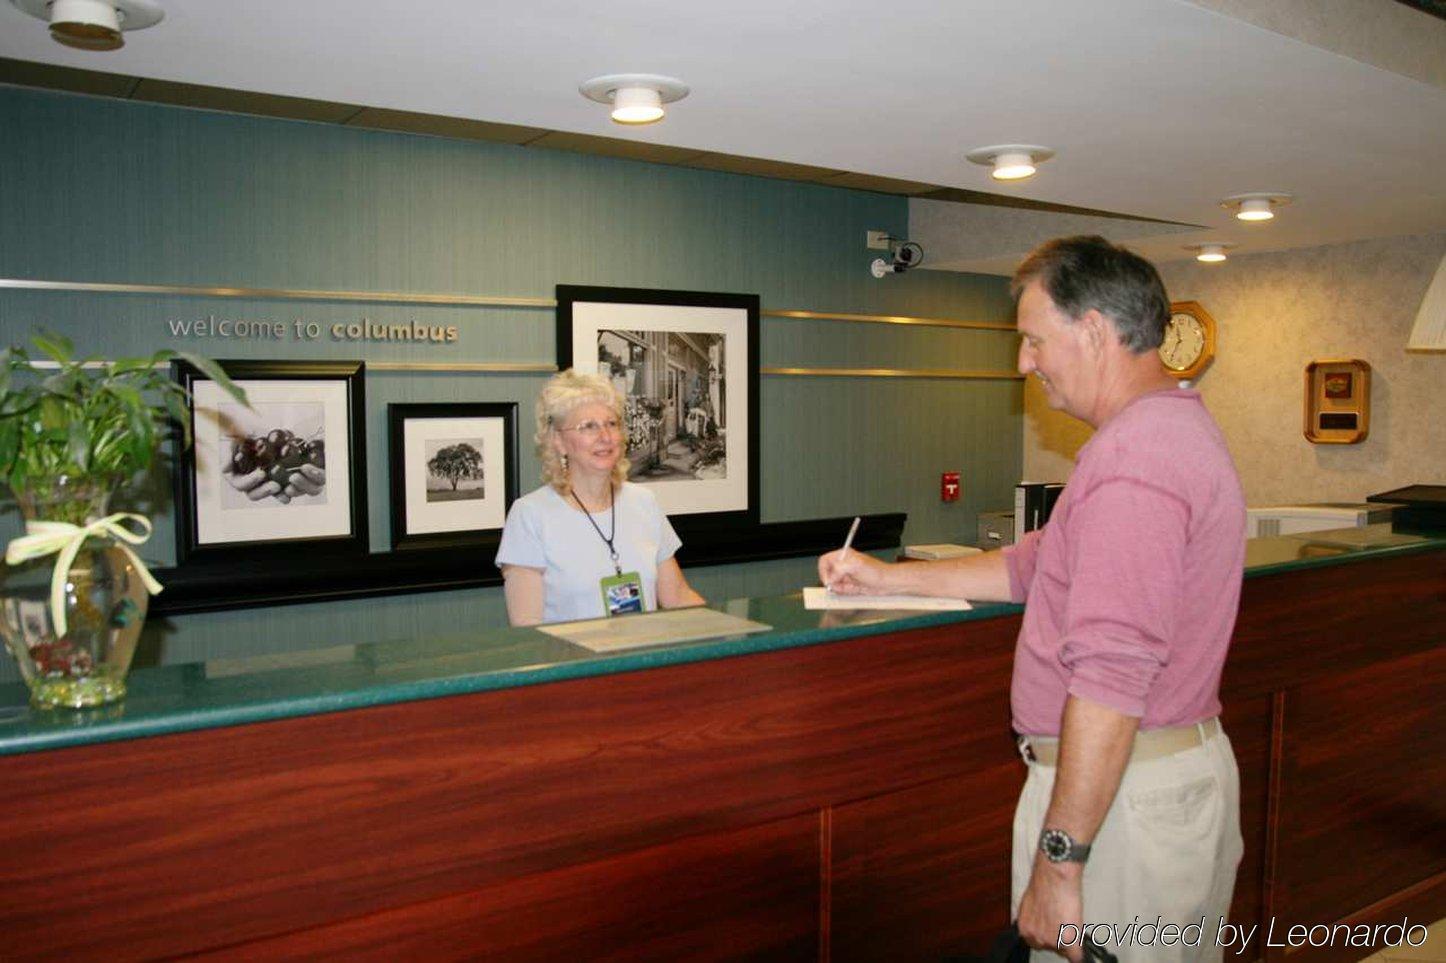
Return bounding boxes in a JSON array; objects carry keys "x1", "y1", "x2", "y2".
[
  {"x1": 802, "y1": 587, "x2": 973, "y2": 612},
  {"x1": 903, "y1": 543, "x2": 983, "y2": 560},
  {"x1": 1285, "y1": 526, "x2": 1421, "y2": 549},
  {"x1": 539, "y1": 607, "x2": 772, "y2": 652}
]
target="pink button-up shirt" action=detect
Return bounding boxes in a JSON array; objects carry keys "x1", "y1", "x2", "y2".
[{"x1": 1004, "y1": 389, "x2": 1245, "y2": 735}]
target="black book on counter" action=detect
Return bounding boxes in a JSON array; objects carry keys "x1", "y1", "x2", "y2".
[
  {"x1": 1367, "y1": 485, "x2": 1446, "y2": 532},
  {"x1": 1014, "y1": 482, "x2": 1066, "y2": 541},
  {"x1": 1042, "y1": 483, "x2": 1065, "y2": 523}
]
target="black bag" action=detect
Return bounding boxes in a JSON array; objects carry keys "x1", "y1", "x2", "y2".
[{"x1": 943, "y1": 923, "x2": 1120, "y2": 963}]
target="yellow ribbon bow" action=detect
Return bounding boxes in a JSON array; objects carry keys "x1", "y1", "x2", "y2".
[{"x1": 4, "y1": 513, "x2": 164, "y2": 638}]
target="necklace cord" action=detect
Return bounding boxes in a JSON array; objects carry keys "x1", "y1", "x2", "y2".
[{"x1": 571, "y1": 485, "x2": 621, "y2": 575}]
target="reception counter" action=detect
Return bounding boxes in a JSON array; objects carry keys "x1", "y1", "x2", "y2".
[{"x1": 1, "y1": 529, "x2": 1443, "y2": 961}]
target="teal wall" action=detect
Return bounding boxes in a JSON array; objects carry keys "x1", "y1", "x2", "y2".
[{"x1": 0, "y1": 84, "x2": 1020, "y2": 679}]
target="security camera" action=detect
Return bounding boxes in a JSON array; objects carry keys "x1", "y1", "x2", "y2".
[{"x1": 870, "y1": 240, "x2": 924, "y2": 277}]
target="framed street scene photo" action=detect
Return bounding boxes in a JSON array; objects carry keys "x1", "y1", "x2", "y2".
[
  {"x1": 556, "y1": 285, "x2": 760, "y2": 529},
  {"x1": 172, "y1": 360, "x2": 368, "y2": 564},
  {"x1": 388, "y1": 402, "x2": 519, "y2": 550}
]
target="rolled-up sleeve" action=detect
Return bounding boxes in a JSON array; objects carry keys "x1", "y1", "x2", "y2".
[
  {"x1": 1057, "y1": 477, "x2": 1189, "y2": 717},
  {"x1": 1002, "y1": 529, "x2": 1043, "y2": 604}
]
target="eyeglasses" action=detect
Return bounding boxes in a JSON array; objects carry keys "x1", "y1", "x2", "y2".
[{"x1": 559, "y1": 418, "x2": 623, "y2": 439}]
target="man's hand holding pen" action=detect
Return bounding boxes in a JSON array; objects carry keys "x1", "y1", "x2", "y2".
[{"x1": 818, "y1": 546, "x2": 894, "y2": 596}]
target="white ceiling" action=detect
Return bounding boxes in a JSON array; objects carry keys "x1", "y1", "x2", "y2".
[{"x1": 2, "y1": 0, "x2": 1444, "y2": 273}]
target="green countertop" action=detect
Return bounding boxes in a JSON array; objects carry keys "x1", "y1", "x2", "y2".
[{"x1": 2, "y1": 526, "x2": 1442, "y2": 757}]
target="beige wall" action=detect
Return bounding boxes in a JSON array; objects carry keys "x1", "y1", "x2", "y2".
[{"x1": 1022, "y1": 232, "x2": 1446, "y2": 506}]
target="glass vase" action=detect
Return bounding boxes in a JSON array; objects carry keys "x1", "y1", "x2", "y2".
[{"x1": 0, "y1": 476, "x2": 149, "y2": 709}]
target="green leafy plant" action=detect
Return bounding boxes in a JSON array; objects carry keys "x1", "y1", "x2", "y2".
[{"x1": 0, "y1": 330, "x2": 247, "y2": 497}]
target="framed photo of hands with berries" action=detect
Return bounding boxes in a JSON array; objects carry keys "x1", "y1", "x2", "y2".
[{"x1": 172, "y1": 360, "x2": 368, "y2": 565}]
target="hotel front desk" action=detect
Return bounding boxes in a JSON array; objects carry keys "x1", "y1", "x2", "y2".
[{"x1": 1, "y1": 530, "x2": 1443, "y2": 962}]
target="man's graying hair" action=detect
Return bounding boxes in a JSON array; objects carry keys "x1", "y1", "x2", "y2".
[{"x1": 1011, "y1": 235, "x2": 1171, "y2": 353}]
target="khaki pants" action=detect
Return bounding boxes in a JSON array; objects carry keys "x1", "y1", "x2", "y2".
[{"x1": 1010, "y1": 727, "x2": 1244, "y2": 963}]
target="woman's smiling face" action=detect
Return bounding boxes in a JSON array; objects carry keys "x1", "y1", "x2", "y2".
[{"x1": 553, "y1": 400, "x2": 624, "y2": 480}]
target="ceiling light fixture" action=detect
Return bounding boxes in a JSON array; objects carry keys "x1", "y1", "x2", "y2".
[
  {"x1": 579, "y1": 74, "x2": 690, "y2": 126},
  {"x1": 10, "y1": 0, "x2": 164, "y2": 51},
  {"x1": 1188, "y1": 242, "x2": 1235, "y2": 263},
  {"x1": 965, "y1": 144, "x2": 1056, "y2": 181},
  {"x1": 1221, "y1": 192, "x2": 1292, "y2": 222}
]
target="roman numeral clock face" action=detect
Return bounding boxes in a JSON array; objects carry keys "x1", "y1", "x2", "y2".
[{"x1": 1159, "y1": 301, "x2": 1217, "y2": 381}]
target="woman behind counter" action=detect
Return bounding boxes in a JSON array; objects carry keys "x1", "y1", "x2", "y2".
[{"x1": 496, "y1": 370, "x2": 705, "y2": 626}]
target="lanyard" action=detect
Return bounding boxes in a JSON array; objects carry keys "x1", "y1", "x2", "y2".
[{"x1": 571, "y1": 485, "x2": 621, "y2": 575}]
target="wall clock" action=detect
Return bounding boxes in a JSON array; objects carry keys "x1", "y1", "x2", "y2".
[{"x1": 1160, "y1": 300, "x2": 1217, "y2": 380}]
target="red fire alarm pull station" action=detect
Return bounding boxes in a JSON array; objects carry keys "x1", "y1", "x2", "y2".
[{"x1": 941, "y1": 472, "x2": 960, "y2": 502}]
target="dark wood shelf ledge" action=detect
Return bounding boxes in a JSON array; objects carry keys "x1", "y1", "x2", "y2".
[{"x1": 149, "y1": 512, "x2": 906, "y2": 616}]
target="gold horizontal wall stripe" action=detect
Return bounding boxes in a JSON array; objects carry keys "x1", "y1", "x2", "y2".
[
  {"x1": 764, "y1": 309, "x2": 1015, "y2": 332},
  {"x1": 368, "y1": 361, "x2": 556, "y2": 373},
  {"x1": 29, "y1": 360, "x2": 556, "y2": 374},
  {"x1": 0, "y1": 278, "x2": 555, "y2": 309},
  {"x1": 764, "y1": 366, "x2": 1023, "y2": 380},
  {"x1": 30, "y1": 359, "x2": 1015, "y2": 378},
  {"x1": 1, "y1": 278, "x2": 1010, "y2": 332}
]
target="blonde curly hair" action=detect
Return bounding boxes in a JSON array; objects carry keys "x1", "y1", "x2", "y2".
[{"x1": 536, "y1": 368, "x2": 631, "y2": 492}]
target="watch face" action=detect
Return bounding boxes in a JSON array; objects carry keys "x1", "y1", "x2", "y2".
[
  {"x1": 1041, "y1": 828, "x2": 1071, "y2": 861},
  {"x1": 1160, "y1": 312, "x2": 1206, "y2": 372}
]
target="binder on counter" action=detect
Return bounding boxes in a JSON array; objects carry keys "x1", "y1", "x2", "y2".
[
  {"x1": 1013, "y1": 482, "x2": 1066, "y2": 542},
  {"x1": 1042, "y1": 482, "x2": 1065, "y2": 521}
]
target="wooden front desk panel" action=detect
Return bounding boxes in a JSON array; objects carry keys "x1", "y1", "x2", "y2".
[{"x1": 0, "y1": 547, "x2": 1441, "y2": 961}]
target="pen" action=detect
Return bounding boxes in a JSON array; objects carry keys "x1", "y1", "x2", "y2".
[
  {"x1": 839, "y1": 516, "x2": 861, "y2": 563},
  {"x1": 828, "y1": 516, "x2": 861, "y2": 593}
]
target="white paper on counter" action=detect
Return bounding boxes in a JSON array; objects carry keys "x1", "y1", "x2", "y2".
[
  {"x1": 802, "y1": 587, "x2": 973, "y2": 611},
  {"x1": 539, "y1": 607, "x2": 772, "y2": 653}
]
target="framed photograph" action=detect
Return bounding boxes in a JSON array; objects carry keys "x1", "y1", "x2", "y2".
[
  {"x1": 173, "y1": 360, "x2": 368, "y2": 564},
  {"x1": 557, "y1": 285, "x2": 760, "y2": 529},
  {"x1": 388, "y1": 402, "x2": 520, "y2": 550}
]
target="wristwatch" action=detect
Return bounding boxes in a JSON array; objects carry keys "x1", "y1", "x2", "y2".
[{"x1": 1039, "y1": 828, "x2": 1091, "y2": 863}]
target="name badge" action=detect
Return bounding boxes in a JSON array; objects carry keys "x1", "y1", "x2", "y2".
[{"x1": 600, "y1": 571, "x2": 645, "y2": 616}]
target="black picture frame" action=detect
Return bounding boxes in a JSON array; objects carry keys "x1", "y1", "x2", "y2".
[
  {"x1": 388, "y1": 402, "x2": 520, "y2": 551},
  {"x1": 172, "y1": 359, "x2": 368, "y2": 566},
  {"x1": 556, "y1": 284, "x2": 761, "y2": 538}
]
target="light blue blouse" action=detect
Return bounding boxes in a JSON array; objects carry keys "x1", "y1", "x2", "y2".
[{"x1": 495, "y1": 482, "x2": 683, "y2": 624}]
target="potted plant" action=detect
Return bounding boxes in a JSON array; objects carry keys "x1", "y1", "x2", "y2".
[{"x1": 0, "y1": 331, "x2": 245, "y2": 708}]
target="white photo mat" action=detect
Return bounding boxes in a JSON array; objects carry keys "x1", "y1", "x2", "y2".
[
  {"x1": 191, "y1": 378, "x2": 354, "y2": 545},
  {"x1": 402, "y1": 416, "x2": 508, "y2": 535},
  {"x1": 570, "y1": 300, "x2": 749, "y2": 517}
]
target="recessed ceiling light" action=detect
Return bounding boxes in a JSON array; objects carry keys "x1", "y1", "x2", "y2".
[
  {"x1": 579, "y1": 74, "x2": 690, "y2": 126},
  {"x1": 1187, "y1": 243, "x2": 1235, "y2": 263},
  {"x1": 965, "y1": 144, "x2": 1056, "y2": 181},
  {"x1": 1221, "y1": 192, "x2": 1293, "y2": 222},
  {"x1": 9, "y1": 0, "x2": 164, "y2": 51}
]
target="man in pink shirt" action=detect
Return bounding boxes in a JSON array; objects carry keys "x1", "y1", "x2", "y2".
[{"x1": 821, "y1": 236, "x2": 1246, "y2": 963}]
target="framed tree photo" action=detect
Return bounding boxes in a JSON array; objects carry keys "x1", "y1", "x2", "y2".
[
  {"x1": 556, "y1": 285, "x2": 760, "y2": 531},
  {"x1": 172, "y1": 360, "x2": 368, "y2": 565},
  {"x1": 388, "y1": 402, "x2": 520, "y2": 550}
]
